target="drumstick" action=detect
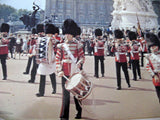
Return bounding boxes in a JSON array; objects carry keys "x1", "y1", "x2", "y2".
[{"x1": 63, "y1": 75, "x2": 70, "y2": 81}]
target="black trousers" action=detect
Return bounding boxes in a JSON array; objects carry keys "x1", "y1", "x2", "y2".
[
  {"x1": 116, "y1": 62, "x2": 130, "y2": 88},
  {"x1": 155, "y1": 86, "x2": 160, "y2": 103},
  {"x1": 39, "y1": 73, "x2": 56, "y2": 95},
  {"x1": 9, "y1": 47, "x2": 14, "y2": 58},
  {"x1": 60, "y1": 76, "x2": 82, "y2": 120},
  {"x1": 89, "y1": 47, "x2": 94, "y2": 56},
  {"x1": 141, "y1": 52, "x2": 147, "y2": 67},
  {"x1": 25, "y1": 56, "x2": 33, "y2": 73},
  {"x1": 94, "y1": 56, "x2": 105, "y2": 77},
  {"x1": 131, "y1": 60, "x2": 141, "y2": 80},
  {"x1": 0, "y1": 54, "x2": 7, "y2": 78},
  {"x1": 128, "y1": 52, "x2": 131, "y2": 68},
  {"x1": 30, "y1": 56, "x2": 38, "y2": 82}
]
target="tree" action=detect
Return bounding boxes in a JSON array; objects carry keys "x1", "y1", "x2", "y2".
[
  {"x1": 0, "y1": 4, "x2": 16, "y2": 22},
  {"x1": 0, "y1": 3, "x2": 31, "y2": 22}
]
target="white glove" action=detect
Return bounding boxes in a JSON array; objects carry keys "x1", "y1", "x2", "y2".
[
  {"x1": 154, "y1": 75, "x2": 160, "y2": 83},
  {"x1": 58, "y1": 71, "x2": 64, "y2": 77}
]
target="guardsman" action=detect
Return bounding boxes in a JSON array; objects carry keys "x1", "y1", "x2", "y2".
[
  {"x1": 23, "y1": 28, "x2": 37, "y2": 74},
  {"x1": 145, "y1": 33, "x2": 160, "y2": 103},
  {"x1": 128, "y1": 31, "x2": 141, "y2": 81},
  {"x1": 28, "y1": 24, "x2": 44, "y2": 83},
  {"x1": 56, "y1": 19, "x2": 85, "y2": 120},
  {"x1": 0, "y1": 23, "x2": 10, "y2": 80},
  {"x1": 93, "y1": 28, "x2": 105, "y2": 78},
  {"x1": 111, "y1": 29, "x2": 131, "y2": 90},
  {"x1": 140, "y1": 32, "x2": 148, "y2": 67},
  {"x1": 53, "y1": 26, "x2": 62, "y2": 54},
  {"x1": 36, "y1": 24, "x2": 56, "y2": 97}
]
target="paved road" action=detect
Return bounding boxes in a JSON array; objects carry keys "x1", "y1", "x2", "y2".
[{"x1": 0, "y1": 55, "x2": 160, "y2": 120}]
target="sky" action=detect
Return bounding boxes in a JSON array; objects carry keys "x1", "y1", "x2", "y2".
[{"x1": 0, "y1": 0, "x2": 46, "y2": 10}]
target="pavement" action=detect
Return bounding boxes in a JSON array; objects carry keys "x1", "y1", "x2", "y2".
[{"x1": 0, "y1": 55, "x2": 160, "y2": 120}]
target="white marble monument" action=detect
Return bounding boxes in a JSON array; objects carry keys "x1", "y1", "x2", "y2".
[{"x1": 111, "y1": 0, "x2": 158, "y2": 30}]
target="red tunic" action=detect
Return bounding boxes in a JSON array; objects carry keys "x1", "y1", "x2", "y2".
[
  {"x1": 56, "y1": 41, "x2": 85, "y2": 76},
  {"x1": 145, "y1": 53, "x2": 160, "y2": 86},
  {"x1": 130, "y1": 42, "x2": 140, "y2": 60},
  {"x1": 52, "y1": 36, "x2": 62, "y2": 54},
  {"x1": 0, "y1": 38, "x2": 9, "y2": 55},
  {"x1": 28, "y1": 39, "x2": 37, "y2": 54},
  {"x1": 111, "y1": 43, "x2": 129, "y2": 63},
  {"x1": 94, "y1": 40, "x2": 105, "y2": 56},
  {"x1": 140, "y1": 39, "x2": 148, "y2": 52}
]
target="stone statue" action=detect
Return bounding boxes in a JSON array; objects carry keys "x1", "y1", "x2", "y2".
[
  {"x1": 113, "y1": 0, "x2": 155, "y2": 12},
  {"x1": 30, "y1": 2, "x2": 40, "y2": 27},
  {"x1": 19, "y1": 2, "x2": 40, "y2": 30},
  {"x1": 111, "y1": 0, "x2": 158, "y2": 30}
]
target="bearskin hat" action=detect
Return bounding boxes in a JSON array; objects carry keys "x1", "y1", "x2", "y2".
[
  {"x1": 75, "y1": 26, "x2": 81, "y2": 36},
  {"x1": 55, "y1": 27, "x2": 59, "y2": 34},
  {"x1": 126, "y1": 30, "x2": 130, "y2": 34},
  {"x1": 146, "y1": 33, "x2": 160, "y2": 47},
  {"x1": 31, "y1": 28, "x2": 37, "y2": 34},
  {"x1": 45, "y1": 24, "x2": 55, "y2": 34},
  {"x1": 36, "y1": 24, "x2": 44, "y2": 33},
  {"x1": 0, "y1": 23, "x2": 10, "y2": 33},
  {"x1": 103, "y1": 35, "x2": 107, "y2": 39},
  {"x1": 128, "y1": 31, "x2": 137, "y2": 41},
  {"x1": 62, "y1": 19, "x2": 78, "y2": 36},
  {"x1": 114, "y1": 29, "x2": 124, "y2": 39},
  {"x1": 95, "y1": 28, "x2": 102, "y2": 36},
  {"x1": 145, "y1": 32, "x2": 151, "y2": 42}
]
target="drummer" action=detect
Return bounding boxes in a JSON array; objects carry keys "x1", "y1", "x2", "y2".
[
  {"x1": 56, "y1": 19, "x2": 85, "y2": 120},
  {"x1": 36, "y1": 24, "x2": 56, "y2": 97}
]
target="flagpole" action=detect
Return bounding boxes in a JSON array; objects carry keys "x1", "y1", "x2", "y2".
[{"x1": 136, "y1": 13, "x2": 141, "y2": 37}]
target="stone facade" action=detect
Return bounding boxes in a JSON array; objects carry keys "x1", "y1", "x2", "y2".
[
  {"x1": 111, "y1": 0, "x2": 159, "y2": 30},
  {"x1": 151, "y1": 0, "x2": 160, "y2": 25},
  {"x1": 45, "y1": 0, "x2": 160, "y2": 29},
  {"x1": 45, "y1": 0, "x2": 113, "y2": 27}
]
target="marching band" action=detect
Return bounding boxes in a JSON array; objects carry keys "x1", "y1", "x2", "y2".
[{"x1": 1, "y1": 19, "x2": 160, "y2": 120}]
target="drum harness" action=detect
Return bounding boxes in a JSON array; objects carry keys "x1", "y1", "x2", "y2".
[
  {"x1": 62, "y1": 43, "x2": 79, "y2": 80},
  {"x1": 62, "y1": 43, "x2": 96, "y2": 115}
]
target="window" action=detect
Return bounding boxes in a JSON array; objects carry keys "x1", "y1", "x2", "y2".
[
  {"x1": 66, "y1": 2, "x2": 71, "y2": 9},
  {"x1": 66, "y1": 15, "x2": 71, "y2": 19},
  {"x1": 89, "y1": 4, "x2": 94, "y2": 11},
  {"x1": 58, "y1": 2, "x2": 63, "y2": 9},
  {"x1": 79, "y1": 15, "x2": 84, "y2": 23},
  {"x1": 59, "y1": 15, "x2": 63, "y2": 22},
  {"x1": 79, "y1": 4, "x2": 84, "y2": 10}
]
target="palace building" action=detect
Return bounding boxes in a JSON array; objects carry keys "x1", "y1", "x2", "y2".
[
  {"x1": 45, "y1": 0, "x2": 113, "y2": 28},
  {"x1": 45, "y1": 0, "x2": 160, "y2": 30}
]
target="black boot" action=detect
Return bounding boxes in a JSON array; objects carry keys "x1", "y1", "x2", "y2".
[
  {"x1": 75, "y1": 109, "x2": 82, "y2": 119},
  {"x1": 2, "y1": 76, "x2": 7, "y2": 80},
  {"x1": 117, "y1": 87, "x2": 121, "y2": 90},
  {"x1": 74, "y1": 96, "x2": 82, "y2": 119},
  {"x1": 50, "y1": 73, "x2": 56, "y2": 94},
  {"x1": 28, "y1": 79, "x2": 34, "y2": 83},
  {"x1": 36, "y1": 93, "x2": 44, "y2": 97}
]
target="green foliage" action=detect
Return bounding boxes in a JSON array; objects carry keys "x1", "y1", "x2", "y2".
[
  {"x1": 0, "y1": 4, "x2": 16, "y2": 22},
  {"x1": 0, "y1": 3, "x2": 31, "y2": 22}
]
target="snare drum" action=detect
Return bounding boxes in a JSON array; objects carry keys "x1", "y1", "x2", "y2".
[
  {"x1": 36, "y1": 37, "x2": 54, "y2": 64},
  {"x1": 65, "y1": 73, "x2": 92, "y2": 100}
]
